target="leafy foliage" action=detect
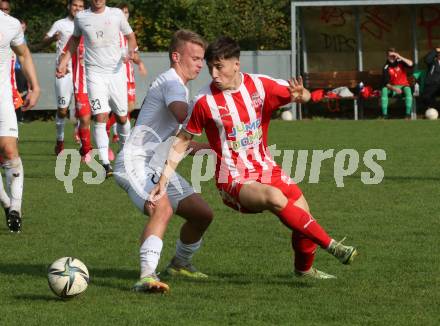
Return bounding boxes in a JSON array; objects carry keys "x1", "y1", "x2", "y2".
[{"x1": 9, "y1": 0, "x2": 291, "y2": 52}]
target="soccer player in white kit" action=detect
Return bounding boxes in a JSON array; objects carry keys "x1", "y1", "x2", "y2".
[
  {"x1": 0, "y1": 8, "x2": 40, "y2": 232},
  {"x1": 57, "y1": 0, "x2": 139, "y2": 177},
  {"x1": 114, "y1": 30, "x2": 213, "y2": 293},
  {"x1": 43, "y1": 0, "x2": 85, "y2": 155},
  {"x1": 106, "y1": 2, "x2": 147, "y2": 146}
]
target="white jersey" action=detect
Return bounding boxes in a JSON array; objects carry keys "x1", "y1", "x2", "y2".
[
  {"x1": 73, "y1": 6, "x2": 133, "y2": 74},
  {"x1": 133, "y1": 68, "x2": 188, "y2": 165},
  {"x1": 115, "y1": 68, "x2": 194, "y2": 209},
  {"x1": 0, "y1": 12, "x2": 24, "y2": 100},
  {"x1": 46, "y1": 17, "x2": 74, "y2": 66}
]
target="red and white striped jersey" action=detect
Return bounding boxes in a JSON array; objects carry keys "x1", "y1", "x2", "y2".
[
  {"x1": 119, "y1": 32, "x2": 135, "y2": 83},
  {"x1": 64, "y1": 37, "x2": 87, "y2": 94},
  {"x1": 185, "y1": 73, "x2": 292, "y2": 184}
]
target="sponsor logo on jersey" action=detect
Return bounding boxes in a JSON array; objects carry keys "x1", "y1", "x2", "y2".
[
  {"x1": 218, "y1": 105, "x2": 230, "y2": 118},
  {"x1": 251, "y1": 92, "x2": 263, "y2": 110},
  {"x1": 227, "y1": 118, "x2": 262, "y2": 152}
]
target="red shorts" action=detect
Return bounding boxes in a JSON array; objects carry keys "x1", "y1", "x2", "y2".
[
  {"x1": 216, "y1": 166, "x2": 302, "y2": 213},
  {"x1": 127, "y1": 82, "x2": 136, "y2": 103},
  {"x1": 75, "y1": 93, "x2": 91, "y2": 118}
]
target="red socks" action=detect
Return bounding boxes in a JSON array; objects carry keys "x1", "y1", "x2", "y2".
[
  {"x1": 292, "y1": 232, "x2": 317, "y2": 272},
  {"x1": 78, "y1": 127, "x2": 92, "y2": 155},
  {"x1": 106, "y1": 113, "x2": 117, "y2": 136},
  {"x1": 277, "y1": 199, "x2": 332, "y2": 249}
]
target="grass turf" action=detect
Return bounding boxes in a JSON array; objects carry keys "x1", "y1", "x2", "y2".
[{"x1": 0, "y1": 119, "x2": 438, "y2": 325}]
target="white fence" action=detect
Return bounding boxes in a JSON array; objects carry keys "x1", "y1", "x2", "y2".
[{"x1": 32, "y1": 51, "x2": 292, "y2": 110}]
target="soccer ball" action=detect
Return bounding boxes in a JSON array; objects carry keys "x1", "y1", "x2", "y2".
[
  {"x1": 47, "y1": 257, "x2": 89, "y2": 298},
  {"x1": 281, "y1": 110, "x2": 294, "y2": 121},
  {"x1": 425, "y1": 108, "x2": 439, "y2": 120}
]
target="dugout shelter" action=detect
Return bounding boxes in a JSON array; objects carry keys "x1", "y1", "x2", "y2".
[{"x1": 290, "y1": 0, "x2": 440, "y2": 119}]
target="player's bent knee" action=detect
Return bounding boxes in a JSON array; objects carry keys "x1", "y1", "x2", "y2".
[
  {"x1": 0, "y1": 142, "x2": 18, "y2": 160},
  {"x1": 116, "y1": 115, "x2": 127, "y2": 124},
  {"x1": 293, "y1": 195, "x2": 310, "y2": 213},
  {"x1": 57, "y1": 108, "x2": 68, "y2": 118},
  {"x1": 197, "y1": 208, "x2": 214, "y2": 229},
  {"x1": 264, "y1": 186, "x2": 286, "y2": 209}
]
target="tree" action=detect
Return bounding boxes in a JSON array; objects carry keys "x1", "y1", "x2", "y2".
[{"x1": 10, "y1": 0, "x2": 291, "y2": 52}]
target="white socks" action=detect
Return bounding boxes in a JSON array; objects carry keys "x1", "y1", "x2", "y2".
[
  {"x1": 3, "y1": 158, "x2": 23, "y2": 213},
  {"x1": 0, "y1": 172, "x2": 10, "y2": 209},
  {"x1": 94, "y1": 122, "x2": 109, "y2": 164},
  {"x1": 116, "y1": 120, "x2": 130, "y2": 147},
  {"x1": 55, "y1": 115, "x2": 65, "y2": 141},
  {"x1": 174, "y1": 238, "x2": 202, "y2": 266},
  {"x1": 140, "y1": 235, "x2": 163, "y2": 278}
]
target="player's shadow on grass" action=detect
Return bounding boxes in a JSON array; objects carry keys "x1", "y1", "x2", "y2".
[
  {"x1": 161, "y1": 271, "x2": 314, "y2": 288},
  {"x1": 0, "y1": 262, "x2": 140, "y2": 292},
  {"x1": 0, "y1": 263, "x2": 313, "y2": 291},
  {"x1": 14, "y1": 294, "x2": 60, "y2": 302}
]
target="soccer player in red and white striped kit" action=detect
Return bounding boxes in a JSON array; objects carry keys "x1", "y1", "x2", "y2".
[{"x1": 150, "y1": 36, "x2": 358, "y2": 279}]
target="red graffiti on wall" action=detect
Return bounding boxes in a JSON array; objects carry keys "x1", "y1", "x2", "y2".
[
  {"x1": 419, "y1": 6, "x2": 440, "y2": 48},
  {"x1": 320, "y1": 7, "x2": 352, "y2": 27},
  {"x1": 361, "y1": 7, "x2": 399, "y2": 40}
]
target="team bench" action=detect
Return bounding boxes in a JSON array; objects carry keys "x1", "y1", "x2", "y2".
[
  {"x1": 303, "y1": 70, "x2": 418, "y2": 120},
  {"x1": 303, "y1": 71, "x2": 361, "y2": 120}
]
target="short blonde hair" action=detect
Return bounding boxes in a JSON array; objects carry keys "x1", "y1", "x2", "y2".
[{"x1": 168, "y1": 29, "x2": 206, "y2": 62}]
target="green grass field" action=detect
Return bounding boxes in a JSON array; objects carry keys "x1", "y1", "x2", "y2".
[{"x1": 0, "y1": 119, "x2": 438, "y2": 325}]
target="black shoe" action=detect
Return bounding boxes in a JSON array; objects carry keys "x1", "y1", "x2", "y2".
[
  {"x1": 6, "y1": 210, "x2": 21, "y2": 233},
  {"x1": 4, "y1": 207, "x2": 9, "y2": 217},
  {"x1": 103, "y1": 164, "x2": 113, "y2": 178}
]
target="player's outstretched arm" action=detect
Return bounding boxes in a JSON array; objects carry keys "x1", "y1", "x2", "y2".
[
  {"x1": 56, "y1": 36, "x2": 80, "y2": 78},
  {"x1": 288, "y1": 76, "x2": 311, "y2": 103},
  {"x1": 149, "y1": 130, "x2": 193, "y2": 204},
  {"x1": 12, "y1": 44, "x2": 40, "y2": 110}
]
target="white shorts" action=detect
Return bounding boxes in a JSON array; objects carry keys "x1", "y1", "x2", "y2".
[
  {"x1": 86, "y1": 68, "x2": 128, "y2": 117},
  {"x1": 55, "y1": 72, "x2": 74, "y2": 109},
  {"x1": 113, "y1": 151, "x2": 194, "y2": 213},
  {"x1": 0, "y1": 94, "x2": 18, "y2": 138}
]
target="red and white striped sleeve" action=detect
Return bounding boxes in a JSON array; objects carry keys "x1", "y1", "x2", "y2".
[{"x1": 257, "y1": 75, "x2": 291, "y2": 112}]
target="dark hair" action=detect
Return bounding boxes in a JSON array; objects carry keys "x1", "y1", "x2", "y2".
[
  {"x1": 168, "y1": 29, "x2": 206, "y2": 62},
  {"x1": 205, "y1": 36, "x2": 240, "y2": 64},
  {"x1": 117, "y1": 2, "x2": 129, "y2": 10},
  {"x1": 387, "y1": 47, "x2": 396, "y2": 54},
  {"x1": 69, "y1": 0, "x2": 85, "y2": 6}
]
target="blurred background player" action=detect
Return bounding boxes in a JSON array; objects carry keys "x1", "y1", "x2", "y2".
[
  {"x1": 422, "y1": 47, "x2": 440, "y2": 112},
  {"x1": 106, "y1": 2, "x2": 147, "y2": 156},
  {"x1": 381, "y1": 48, "x2": 414, "y2": 119},
  {"x1": 0, "y1": 5, "x2": 40, "y2": 232},
  {"x1": 151, "y1": 36, "x2": 358, "y2": 280},
  {"x1": 114, "y1": 30, "x2": 213, "y2": 293},
  {"x1": 58, "y1": 0, "x2": 140, "y2": 177},
  {"x1": 66, "y1": 35, "x2": 93, "y2": 161},
  {"x1": 42, "y1": 0, "x2": 86, "y2": 155}
]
